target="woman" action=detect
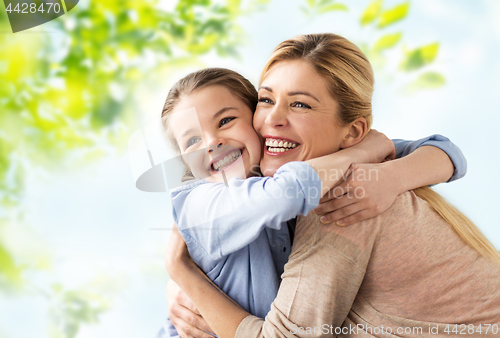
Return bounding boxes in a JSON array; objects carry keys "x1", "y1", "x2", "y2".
[{"x1": 166, "y1": 33, "x2": 500, "y2": 337}]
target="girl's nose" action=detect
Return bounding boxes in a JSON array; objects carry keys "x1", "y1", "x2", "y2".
[{"x1": 207, "y1": 140, "x2": 225, "y2": 153}]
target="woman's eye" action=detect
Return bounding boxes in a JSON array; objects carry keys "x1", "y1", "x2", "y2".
[
  {"x1": 291, "y1": 101, "x2": 311, "y2": 109},
  {"x1": 258, "y1": 97, "x2": 273, "y2": 105},
  {"x1": 219, "y1": 117, "x2": 235, "y2": 127},
  {"x1": 186, "y1": 136, "x2": 201, "y2": 149}
]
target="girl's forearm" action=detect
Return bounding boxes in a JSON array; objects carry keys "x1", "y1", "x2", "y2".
[
  {"x1": 170, "y1": 262, "x2": 249, "y2": 338},
  {"x1": 385, "y1": 146, "x2": 454, "y2": 194},
  {"x1": 306, "y1": 147, "x2": 368, "y2": 196}
]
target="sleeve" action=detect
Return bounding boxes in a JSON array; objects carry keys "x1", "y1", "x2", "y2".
[
  {"x1": 234, "y1": 212, "x2": 373, "y2": 338},
  {"x1": 392, "y1": 134, "x2": 467, "y2": 182},
  {"x1": 154, "y1": 318, "x2": 180, "y2": 338},
  {"x1": 171, "y1": 161, "x2": 322, "y2": 260}
]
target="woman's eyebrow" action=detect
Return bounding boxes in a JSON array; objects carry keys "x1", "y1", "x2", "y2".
[
  {"x1": 212, "y1": 107, "x2": 237, "y2": 120},
  {"x1": 288, "y1": 91, "x2": 320, "y2": 103},
  {"x1": 259, "y1": 86, "x2": 320, "y2": 103}
]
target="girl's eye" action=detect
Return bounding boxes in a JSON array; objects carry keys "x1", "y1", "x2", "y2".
[
  {"x1": 258, "y1": 97, "x2": 273, "y2": 105},
  {"x1": 291, "y1": 101, "x2": 311, "y2": 109},
  {"x1": 219, "y1": 117, "x2": 235, "y2": 127},
  {"x1": 186, "y1": 136, "x2": 201, "y2": 149}
]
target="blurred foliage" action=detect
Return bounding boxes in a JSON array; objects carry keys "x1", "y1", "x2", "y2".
[
  {"x1": 48, "y1": 284, "x2": 110, "y2": 338},
  {"x1": 356, "y1": 0, "x2": 445, "y2": 92},
  {"x1": 300, "y1": 0, "x2": 347, "y2": 18},
  {"x1": 298, "y1": 0, "x2": 445, "y2": 93},
  {"x1": 0, "y1": 0, "x2": 268, "y2": 336},
  {"x1": 376, "y1": 1, "x2": 409, "y2": 28}
]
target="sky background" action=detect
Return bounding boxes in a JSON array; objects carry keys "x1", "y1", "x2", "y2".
[{"x1": 2, "y1": 1, "x2": 499, "y2": 337}]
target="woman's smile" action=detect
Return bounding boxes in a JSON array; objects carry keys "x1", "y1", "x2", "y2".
[{"x1": 263, "y1": 136, "x2": 300, "y2": 156}]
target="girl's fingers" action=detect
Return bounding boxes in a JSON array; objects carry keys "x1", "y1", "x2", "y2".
[
  {"x1": 319, "y1": 202, "x2": 362, "y2": 224},
  {"x1": 318, "y1": 179, "x2": 353, "y2": 204},
  {"x1": 315, "y1": 193, "x2": 357, "y2": 214}
]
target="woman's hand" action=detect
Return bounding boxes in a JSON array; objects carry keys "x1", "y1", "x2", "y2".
[
  {"x1": 352, "y1": 129, "x2": 396, "y2": 163},
  {"x1": 314, "y1": 162, "x2": 401, "y2": 226},
  {"x1": 166, "y1": 280, "x2": 215, "y2": 338},
  {"x1": 165, "y1": 224, "x2": 195, "y2": 277},
  {"x1": 165, "y1": 225, "x2": 216, "y2": 338}
]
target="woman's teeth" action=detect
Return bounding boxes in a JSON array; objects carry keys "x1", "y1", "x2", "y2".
[
  {"x1": 213, "y1": 151, "x2": 241, "y2": 171},
  {"x1": 265, "y1": 138, "x2": 298, "y2": 153}
]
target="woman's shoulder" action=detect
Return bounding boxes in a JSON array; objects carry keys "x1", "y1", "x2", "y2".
[{"x1": 294, "y1": 191, "x2": 427, "y2": 254}]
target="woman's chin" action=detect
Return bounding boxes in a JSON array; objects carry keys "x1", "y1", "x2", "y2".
[{"x1": 259, "y1": 159, "x2": 283, "y2": 177}]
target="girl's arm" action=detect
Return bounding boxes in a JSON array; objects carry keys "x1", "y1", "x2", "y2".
[
  {"x1": 172, "y1": 132, "x2": 393, "y2": 261},
  {"x1": 315, "y1": 134, "x2": 467, "y2": 225}
]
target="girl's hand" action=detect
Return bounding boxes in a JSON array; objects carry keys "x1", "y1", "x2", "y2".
[
  {"x1": 352, "y1": 129, "x2": 396, "y2": 164},
  {"x1": 314, "y1": 162, "x2": 401, "y2": 226}
]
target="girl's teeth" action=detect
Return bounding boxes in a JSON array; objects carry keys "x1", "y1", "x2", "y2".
[
  {"x1": 283, "y1": 141, "x2": 288, "y2": 147},
  {"x1": 213, "y1": 151, "x2": 241, "y2": 171},
  {"x1": 278, "y1": 141, "x2": 283, "y2": 147}
]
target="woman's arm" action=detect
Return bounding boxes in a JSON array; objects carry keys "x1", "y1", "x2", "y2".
[
  {"x1": 166, "y1": 225, "x2": 250, "y2": 338},
  {"x1": 167, "y1": 213, "x2": 370, "y2": 338}
]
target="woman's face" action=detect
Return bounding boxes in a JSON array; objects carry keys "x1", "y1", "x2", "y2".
[
  {"x1": 170, "y1": 85, "x2": 262, "y2": 182},
  {"x1": 254, "y1": 59, "x2": 349, "y2": 176}
]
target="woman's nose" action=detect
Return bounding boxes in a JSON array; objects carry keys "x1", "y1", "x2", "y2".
[{"x1": 265, "y1": 103, "x2": 288, "y2": 128}]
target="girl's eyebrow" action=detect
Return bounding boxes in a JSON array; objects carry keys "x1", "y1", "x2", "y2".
[
  {"x1": 179, "y1": 128, "x2": 198, "y2": 139},
  {"x1": 259, "y1": 86, "x2": 320, "y2": 102},
  {"x1": 212, "y1": 107, "x2": 237, "y2": 120}
]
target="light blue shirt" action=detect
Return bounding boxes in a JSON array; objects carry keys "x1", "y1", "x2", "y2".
[{"x1": 156, "y1": 135, "x2": 467, "y2": 338}]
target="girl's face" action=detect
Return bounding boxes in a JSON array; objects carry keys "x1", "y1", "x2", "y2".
[
  {"x1": 254, "y1": 59, "x2": 349, "y2": 176},
  {"x1": 170, "y1": 85, "x2": 262, "y2": 183}
]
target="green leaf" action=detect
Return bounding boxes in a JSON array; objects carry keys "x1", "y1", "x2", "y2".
[
  {"x1": 319, "y1": 0, "x2": 334, "y2": 6},
  {"x1": 0, "y1": 245, "x2": 22, "y2": 285},
  {"x1": 306, "y1": 0, "x2": 316, "y2": 8},
  {"x1": 373, "y1": 32, "x2": 402, "y2": 52},
  {"x1": 360, "y1": 0, "x2": 383, "y2": 26},
  {"x1": 405, "y1": 72, "x2": 446, "y2": 92},
  {"x1": 300, "y1": 5, "x2": 311, "y2": 16},
  {"x1": 377, "y1": 2, "x2": 409, "y2": 28},
  {"x1": 318, "y1": 3, "x2": 348, "y2": 14},
  {"x1": 400, "y1": 42, "x2": 440, "y2": 71}
]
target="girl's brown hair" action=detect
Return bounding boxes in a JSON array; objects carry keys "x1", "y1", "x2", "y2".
[{"x1": 161, "y1": 68, "x2": 258, "y2": 153}]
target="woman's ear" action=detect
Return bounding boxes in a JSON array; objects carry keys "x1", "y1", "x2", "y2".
[{"x1": 340, "y1": 118, "x2": 368, "y2": 148}]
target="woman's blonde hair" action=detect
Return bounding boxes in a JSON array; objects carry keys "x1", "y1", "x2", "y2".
[
  {"x1": 261, "y1": 33, "x2": 374, "y2": 129},
  {"x1": 263, "y1": 33, "x2": 500, "y2": 264}
]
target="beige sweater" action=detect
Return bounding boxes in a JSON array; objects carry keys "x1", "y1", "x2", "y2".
[{"x1": 235, "y1": 191, "x2": 500, "y2": 337}]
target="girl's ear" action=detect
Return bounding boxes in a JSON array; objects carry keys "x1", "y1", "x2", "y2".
[{"x1": 340, "y1": 117, "x2": 368, "y2": 148}]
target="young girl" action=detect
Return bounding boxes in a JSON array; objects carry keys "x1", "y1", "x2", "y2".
[{"x1": 157, "y1": 68, "x2": 466, "y2": 338}]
